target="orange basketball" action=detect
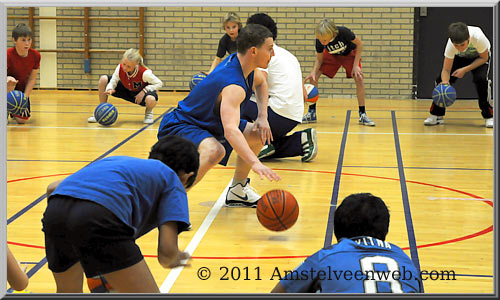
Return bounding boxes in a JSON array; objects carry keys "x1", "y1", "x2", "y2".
[{"x1": 256, "y1": 189, "x2": 299, "y2": 231}]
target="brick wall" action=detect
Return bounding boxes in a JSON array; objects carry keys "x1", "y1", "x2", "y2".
[{"x1": 7, "y1": 6, "x2": 415, "y2": 99}]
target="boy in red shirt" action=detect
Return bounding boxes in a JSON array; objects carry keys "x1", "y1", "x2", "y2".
[{"x1": 7, "y1": 23, "x2": 41, "y2": 124}]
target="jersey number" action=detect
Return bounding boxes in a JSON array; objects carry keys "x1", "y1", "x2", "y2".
[{"x1": 359, "y1": 256, "x2": 403, "y2": 293}]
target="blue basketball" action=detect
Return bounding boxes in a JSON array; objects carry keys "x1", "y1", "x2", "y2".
[
  {"x1": 7, "y1": 90, "x2": 28, "y2": 115},
  {"x1": 189, "y1": 72, "x2": 207, "y2": 90},
  {"x1": 94, "y1": 103, "x2": 118, "y2": 126},
  {"x1": 432, "y1": 84, "x2": 456, "y2": 108}
]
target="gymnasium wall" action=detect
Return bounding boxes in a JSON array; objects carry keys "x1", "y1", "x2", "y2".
[{"x1": 7, "y1": 6, "x2": 415, "y2": 99}]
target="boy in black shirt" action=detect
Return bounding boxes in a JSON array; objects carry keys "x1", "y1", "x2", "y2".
[{"x1": 304, "y1": 19, "x2": 375, "y2": 126}]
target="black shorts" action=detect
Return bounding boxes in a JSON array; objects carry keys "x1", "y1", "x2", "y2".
[
  {"x1": 42, "y1": 196, "x2": 144, "y2": 278},
  {"x1": 107, "y1": 75, "x2": 159, "y2": 107}
]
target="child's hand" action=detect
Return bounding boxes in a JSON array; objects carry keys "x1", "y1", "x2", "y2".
[
  {"x1": 105, "y1": 89, "x2": 115, "y2": 95},
  {"x1": 352, "y1": 66, "x2": 363, "y2": 80},
  {"x1": 168, "y1": 251, "x2": 191, "y2": 268},
  {"x1": 135, "y1": 90, "x2": 146, "y2": 104},
  {"x1": 7, "y1": 76, "x2": 18, "y2": 90},
  {"x1": 305, "y1": 74, "x2": 317, "y2": 85}
]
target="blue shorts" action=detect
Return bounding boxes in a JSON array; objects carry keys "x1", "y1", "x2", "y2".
[{"x1": 158, "y1": 110, "x2": 248, "y2": 166}]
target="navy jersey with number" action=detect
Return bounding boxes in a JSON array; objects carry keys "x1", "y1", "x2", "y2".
[{"x1": 280, "y1": 236, "x2": 423, "y2": 293}]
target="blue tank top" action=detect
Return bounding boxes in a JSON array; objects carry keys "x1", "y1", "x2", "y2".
[
  {"x1": 165, "y1": 53, "x2": 254, "y2": 138},
  {"x1": 279, "y1": 236, "x2": 423, "y2": 293}
]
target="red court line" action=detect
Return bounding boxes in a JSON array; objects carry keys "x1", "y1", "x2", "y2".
[
  {"x1": 8, "y1": 169, "x2": 493, "y2": 259},
  {"x1": 7, "y1": 173, "x2": 73, "y2": 183}
]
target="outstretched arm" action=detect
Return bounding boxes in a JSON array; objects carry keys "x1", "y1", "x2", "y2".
[{"x1": 7, "y1": 247, "x2": 29, "y2": 291}]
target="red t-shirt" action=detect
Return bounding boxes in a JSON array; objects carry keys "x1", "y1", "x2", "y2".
[
  {"x1": 118, "y1": 64, "x2": 148, "y2": 92},
  {"x1": 7, "y1": 47, "x2": 41, "y2": 92}
]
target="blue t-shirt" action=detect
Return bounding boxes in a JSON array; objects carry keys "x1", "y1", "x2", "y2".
[
  {"x1": 50, "y1": 156, "x2": 190, "y2": 238},
  {"x1": 159, "y1": 53, "x2": 254, "y2": 139},
  {"x1": 280, "y1": 237, "x2": 423, "y2": 293}
]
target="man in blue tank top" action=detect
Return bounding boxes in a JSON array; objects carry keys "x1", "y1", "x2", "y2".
[
  {"x1": 42, "y1": 135, "x2": 199, "y2": 293},
  {"x1": 271, "y1": 193, "x2": 424, "y2": 293},
  {"x1": 158, "y1": 24, "x2": 281, "y2": 207}
]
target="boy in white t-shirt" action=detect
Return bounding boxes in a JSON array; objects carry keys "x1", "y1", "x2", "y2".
[
  {"x1": 424, "y1": 22, "x2": 493, "y2": 128},
  {"x1": 241, "y1": 13, "x2": 318, "y2": 162}
]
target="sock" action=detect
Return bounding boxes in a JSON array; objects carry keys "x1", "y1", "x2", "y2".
[
  {"x1": 231, "y1": 178, "x2": 247, "y2": 187},
  {"x1": 359, "y1": 106, "x2": 366, "y2": 114},
  {"x1": 309, "y1": 103, "x2": 316, "y2": 112}
]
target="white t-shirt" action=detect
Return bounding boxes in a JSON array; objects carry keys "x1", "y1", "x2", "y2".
[
  {"x1": 250, "y1": 43, "x2": 304, "y2": 123},
  {"x1": 444, "y1": 26, "x2": 490, "y2": 59}
]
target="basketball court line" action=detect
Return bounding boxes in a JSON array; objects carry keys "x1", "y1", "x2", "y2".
[
  {"x1": 7, "y1": 125, "x2": 493, "y2": 137},
  {"x1": 428, "y1": 197, "x2": 494, "y2": 201},
  {"x1": 391, "y1": 110, "x2": 423, "y2": 291},
  {"x1": 323, "y1": 110, "x2": 351, "y2": 248},
  {"x1": 159, "y1": 182, "x2": 231, "y2": 293}
]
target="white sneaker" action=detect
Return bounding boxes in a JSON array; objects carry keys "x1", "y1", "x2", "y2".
[
  {"x1": 424, "y1": 114, "x2": 444, "y2": 126},
  {"x1": 225, "y1": 178, "x2": 260, "y2": 207},
  {"x1": 359, "y1": 113, "x2": 375, "y2": 126},
  {"x1": 143, "y1": 112, "x2": 154, "y2": 124},
  {"x1": 88, "y1": 116, "x2": 97, "y2": 123},
  {"x1": 485, "y1": 118, "x2": 493, "y2": 128}
]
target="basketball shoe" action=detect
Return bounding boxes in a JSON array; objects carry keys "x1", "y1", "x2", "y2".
[
  {"x1": 424, "y1": 114, "x2": 444, "y2": 125},
  {"x1": 359, "y1": 113, "x2": 375, "y2": 126},
  {"x1": 301, "y1": 128, "x2": 318, "y2": 162},
  {"x1": 258, "y1": 144, "x2": 275, "y2": 159},
  {"x1": 225, "y1": 178, "x2": 260, "y2": 207},
  {"x1": 485, "y1": 118, "x2": 493, "y2": 128},
  {"x1": 144, "y1": 111, "x2": 154, "y2": 124},
  {"x1": 88, "y1": 116, "x2": 97, "y2": 123},
  {"x1": 302, "y1": 110, "x2": 317, "y2": 124}
]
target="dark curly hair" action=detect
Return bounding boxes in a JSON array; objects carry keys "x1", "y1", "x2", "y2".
[
  {"x1": 149, "y1": 135, "x2": 199, "y2": 189},
  {"x1": 334, "y1": 193, "x2": 390, "y2": 241},
  {"x1": 247, "y1": 13, "x2": 278, "y2": 41}
]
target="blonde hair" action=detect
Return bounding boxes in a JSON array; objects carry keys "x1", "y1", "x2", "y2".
[
  {"x1": 222, "y1": 12, "x2": 242, "y2": 29},
  {"x1": 122, "y1": 48, "x2": 147, "y2": 68},
  {"x1": 316, "y1": 19, "x2": 338, "y2": 39}
]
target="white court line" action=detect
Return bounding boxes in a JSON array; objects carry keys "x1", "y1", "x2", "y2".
[
  {"x1": 6, "y1": 125, "x2": 156, "y2": 131},
  {"x1": 320, "y1": 131, "x2": 493, "y2": 136},
  {"x1": 7, "y1": 125, "x2": 493, "y2": 136},
  {"x1": 159, "y1": 182, "x2": 231, "y2": 293},
  {"x1": 428, "y1": 197, "x2": 493, "y2": 201}
]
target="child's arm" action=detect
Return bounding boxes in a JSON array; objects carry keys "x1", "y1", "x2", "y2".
[
  {"x1": 157, "y1": 222, "x2": 190, "y2": 268},
  {"x1": 105, "y1": 65, "x2": 121, "y2": 93},
  {"x1": 305, "y1": 53, "x2": 323, "y2": 84},
  {"x1": 440, "y1": 57, "x2": 454, "y2": 84},
  {"x1": 451, "y1": 49, "x2": 489, "y2": 79},
  {"x1": 207, "y1": 57, "x2": 222, "y2": 74},
  {"x1": 23, "y1": 69, "x2": 39, "y2": 98},
  {"x1": 7, "y1": 247, "x2": 29, "y2": 291},
  {"x1": 351, "y1": 37, "x2": 363, "y2": 79},
  {"x1": 142, "y1": 69, "x2": 163, "y2": 92}
]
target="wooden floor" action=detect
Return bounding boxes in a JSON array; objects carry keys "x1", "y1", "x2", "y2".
[{"x1": 6, "y1": 90, "x2": 494, "y2": 294}]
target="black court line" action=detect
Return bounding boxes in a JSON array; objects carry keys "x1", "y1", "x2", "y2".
[
  {"x1": 7, "y1": 107, "x2": 173, "y2": 226},
  {"x1": 323, "y1": 110, "x2": 351, "y2": 248},
  {"x1": 391, "y1": 110, "x2": 423, "y2": 292}
]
